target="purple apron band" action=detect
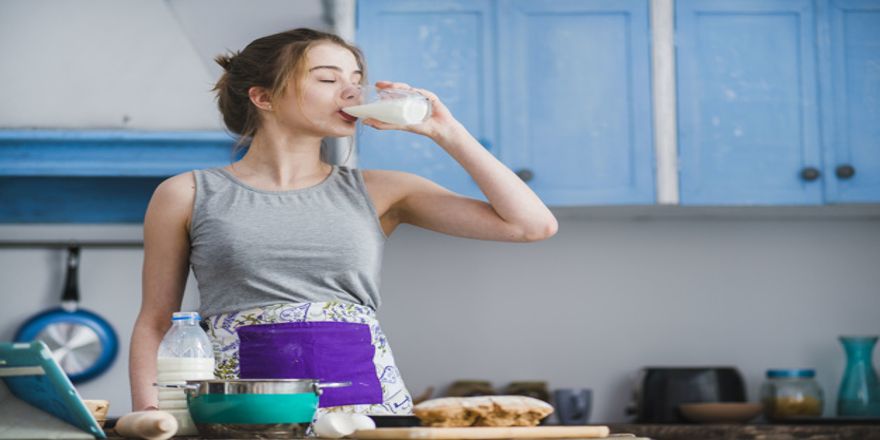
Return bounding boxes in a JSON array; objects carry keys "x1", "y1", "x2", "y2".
[{"x1": 237, "y1": 321, "x2": 383, "y2": 407}]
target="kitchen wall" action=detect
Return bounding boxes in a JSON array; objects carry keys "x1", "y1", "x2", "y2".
[
  {"x1": 1, "y1": 0, "x2": 879, "y2": 423},
  {"x1": 2, "y1": 218, "x2": 880, "y2": 422},
  {"x1": 0, "y1": 0, "x2": 328, "y2": 129}
]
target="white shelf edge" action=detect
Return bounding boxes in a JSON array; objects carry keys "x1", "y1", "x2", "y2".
[{"x1": 0, "y1": 224, "x2": 144, "y2": 247}]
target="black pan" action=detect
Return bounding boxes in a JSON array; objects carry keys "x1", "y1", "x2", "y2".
[{"x1": 15, "y1": 245, "x2": 119, "y2": 383}]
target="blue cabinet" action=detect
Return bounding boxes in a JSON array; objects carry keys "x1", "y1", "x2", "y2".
[
  {"x1": 497, "y1": 0, "x2": 655, "y2": 205},
  {"x1": 356, "y1": 0, "x2": 656, "y2": 205},
  {"x1": 676, "y1": 0, "x2": 824, "y2": 205},
  {"x1": 820, "y1": 0, "x2": 880, "y2": 203},
  {"x1": 355, "y1": 0, "x2": 496, "y2": 200},
  {"x1": 677, "y1": 0, "x2": 880, "y2": 205},
  {"x1": 6, "y1": 1, "x2": 870, "y2": 219}
]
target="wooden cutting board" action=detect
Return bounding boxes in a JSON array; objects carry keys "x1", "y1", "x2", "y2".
[{"x1": 351, "y1": 426, "x2": 612, "y2": 439}]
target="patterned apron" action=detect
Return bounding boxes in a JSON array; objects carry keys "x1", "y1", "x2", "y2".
[{"x1": 204, "y1": 301, "x2": 413, "y2": 416}]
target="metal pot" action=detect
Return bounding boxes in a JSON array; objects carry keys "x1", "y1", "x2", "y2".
[{"x1": 157, "y1": 379, "x2": 349, "y2": 438}]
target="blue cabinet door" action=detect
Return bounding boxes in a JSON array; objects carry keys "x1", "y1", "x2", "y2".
[
  {"x1": 677, "y1": 0, "x2": 824, "y2": 205},
  {"x1": 820, "y1": 0, "x2": 880, "y2": 203},
  {"x1": 498, "y1": 0, "x2": 655, "y2": 205},
  {"x1": 355, "y1": 0, "x2": 495, "y2": 199}
]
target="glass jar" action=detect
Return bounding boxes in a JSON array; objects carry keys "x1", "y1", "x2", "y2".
[{"x1": 760, "y1": 369, "x2": 824, "y2": 420}]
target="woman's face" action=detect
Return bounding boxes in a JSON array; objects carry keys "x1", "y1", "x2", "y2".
[{"x1": 274, "y1": 42, "x2": 364, "y2": 138}]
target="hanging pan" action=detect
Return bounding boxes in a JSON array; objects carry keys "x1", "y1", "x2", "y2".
[{"x1": 15, "y1": 245, "x2": 119, "y2": 383}]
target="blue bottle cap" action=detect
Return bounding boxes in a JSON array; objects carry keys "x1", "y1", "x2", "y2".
[
  {"x1": 766, "y1": 369, "x2": 815, "y2": 378},
  {"x1": 172, "y1": 311, "x2": 201, "y2": 321}
]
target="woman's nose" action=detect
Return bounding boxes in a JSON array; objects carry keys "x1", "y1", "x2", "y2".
[{"x1": 341, "y1": 84, "x2": 363, "y2": 101}]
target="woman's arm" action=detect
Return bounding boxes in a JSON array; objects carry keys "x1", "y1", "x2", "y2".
[
  {"x1": 129, "y1": 173, "x2": 194, "y2": 411},
  {"x1": 363, "y1": 81, "x2": 558, "y2": 242}
]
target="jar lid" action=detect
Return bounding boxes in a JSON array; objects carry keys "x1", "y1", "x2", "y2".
[{"x1": 766, "y1": 368, "x2": 815, "y2": 378}]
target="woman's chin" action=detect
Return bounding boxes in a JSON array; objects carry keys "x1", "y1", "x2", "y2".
[{"x1": 327, "y1": 125, "x2": 357, "y2": 137}]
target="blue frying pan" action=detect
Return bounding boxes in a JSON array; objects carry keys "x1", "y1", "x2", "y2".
[{"x1": 15, "y1": 245, "x2": 119, "y2": 383}]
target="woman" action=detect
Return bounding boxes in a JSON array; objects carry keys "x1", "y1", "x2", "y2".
[{"x1": 129, "y1": 28, "x2": 557, "y2": 416}]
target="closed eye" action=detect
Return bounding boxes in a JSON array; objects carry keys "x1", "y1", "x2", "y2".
[{"x1": 320, "y1": 80, "x2": 336, "y2": 83}]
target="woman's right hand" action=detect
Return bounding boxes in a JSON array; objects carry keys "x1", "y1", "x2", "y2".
[{"x1": 363, "y1": 80, "x2": 465, "y2": 145}]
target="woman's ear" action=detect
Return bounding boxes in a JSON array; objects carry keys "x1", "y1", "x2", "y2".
[{"x1": 248, "y1": 86, "x2": 273, "y2": 111}]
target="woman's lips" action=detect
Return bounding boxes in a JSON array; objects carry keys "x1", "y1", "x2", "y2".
[{"x1": 338, "y1": 110, "x2": 358, "y2": 122}]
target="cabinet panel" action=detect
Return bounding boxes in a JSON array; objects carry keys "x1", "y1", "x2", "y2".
[
  {"x1": 499, "y1": 0, "x2": 655, "y2": 205},
  {"x1": 0, "y1": 130, "x2": 236, "y2": 223},
  {"x1": 822, "y1": 0, "x2": 880, "y2": 203},
  {"x1": 0, "y1": 177, "x2": 161, "y2": 223},
  {"x1": 677, "y1": 0, "x2": 823, "y2": 205},
  {"x1": 355, "y1": 0, "x2": 495, "y2": 199}
]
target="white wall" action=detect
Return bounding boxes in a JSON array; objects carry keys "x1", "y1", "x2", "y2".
[
  {"x1": 378, "y1": 218, "x2": 880, "y2": 422},
  {"x1": 1, "y1": 218, "x2": 879, "y2": 421},
  {"x1": 1, "y1": 0, "x2": 879, "y2": 423},
  {"x1": 0, "y1": 0, "x2": 327, "y2": 129}
]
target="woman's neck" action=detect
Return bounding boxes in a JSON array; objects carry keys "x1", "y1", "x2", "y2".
[{"x1": 229, "y1": 130, "x2": 331, "y2": 190}]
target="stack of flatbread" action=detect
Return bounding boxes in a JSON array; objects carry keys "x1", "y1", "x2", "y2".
[{"x1": 413, "y1": 396, "x2": 554, "y2": 427}]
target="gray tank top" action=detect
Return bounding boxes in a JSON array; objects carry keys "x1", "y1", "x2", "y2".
[{"x1": 189, "y1": 165, "x2": 387, "y2": 317}]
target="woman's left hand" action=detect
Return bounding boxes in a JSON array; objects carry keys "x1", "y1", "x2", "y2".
[{"x1": 362, "y1": 80, "x2": 465, "y2": 143}]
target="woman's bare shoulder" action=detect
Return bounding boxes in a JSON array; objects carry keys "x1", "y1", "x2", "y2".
[
  {"x1": 360, "y1": 168, "x2": 449, "y2": 197},
  {"x1": 154, "y1": 171, "x2": 196, "y2": 205},
  {"x1": 360, "y1": 169, "x2": 416, "y2": 201},
  {"x1": 359, "y1": 169, "x2": 422, "y2": 219},
  {"x1": 360, "y1": 168, "x2": 424, "y2": 189},
  {"x1": 145, "y1": 171, "x2": 196, "y2": 228},
  {"x1": 361, "y1": 168, "x2": 406, "y2": 182}
]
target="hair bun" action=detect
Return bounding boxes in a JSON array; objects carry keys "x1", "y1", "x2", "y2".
[{"x1": 214, "y1": 52, "x2": 237, "y2": 71}]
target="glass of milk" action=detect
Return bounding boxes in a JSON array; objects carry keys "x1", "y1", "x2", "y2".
[{"x1": 342, "y1": 87, "x2": 432, "y2": 125}]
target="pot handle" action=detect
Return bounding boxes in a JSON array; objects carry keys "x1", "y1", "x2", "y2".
[
  {"x1": 314, "y1": 381, "x2": 351, "y2": 395},
  {"x1": 153, "y1": 382, "x2": 199, "y2": 391}
]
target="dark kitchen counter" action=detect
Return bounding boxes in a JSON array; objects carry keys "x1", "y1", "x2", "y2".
[
  {"x1": 101, "y1": 421, "x2": 880, "y2": 439},
  {"x1": 103, "y1": 424, "x2": 880, "y2": 439},
  {"x1": 608, "y1": 423, "x2": 880, "y2": 440}
]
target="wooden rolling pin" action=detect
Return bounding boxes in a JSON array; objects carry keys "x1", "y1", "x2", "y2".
[
  {"x1": 351, "y1": 426, "x2": 612, "y2": 439},
  {"x1": 114, "y1": 410, "x2": 178, "y2": 440}
]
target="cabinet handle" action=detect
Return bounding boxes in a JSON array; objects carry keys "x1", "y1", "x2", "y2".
[
  {"x1": 835, "y1": 164, "x2": 856, "y2": 180},
  {"x1": 515, "y1": 169, "x2": 534, "y2": 182},
  {"x1": 800, "y1": 167, "x2": 821, "y2": 182}
]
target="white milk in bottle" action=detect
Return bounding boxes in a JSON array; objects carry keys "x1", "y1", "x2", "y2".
[
  {"x1": 156, "y1": 311, "x2": 215, "y2": 436},
  {"x1": 342, "y1": 88, "x2": 431, "y2": 125}
]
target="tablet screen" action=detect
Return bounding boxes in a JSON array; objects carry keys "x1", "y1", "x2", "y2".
[{"x1": 0, "y1": 341, "x2": 105, "y2": 438}]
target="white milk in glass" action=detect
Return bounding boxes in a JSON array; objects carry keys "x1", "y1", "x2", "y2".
[{"x1": 342, "y1": 89, "x2": 431, "y2": 125}]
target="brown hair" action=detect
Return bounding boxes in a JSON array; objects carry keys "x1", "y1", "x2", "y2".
[{"x1": 212, "y1": 28, "x2": 367, "y2": 154}]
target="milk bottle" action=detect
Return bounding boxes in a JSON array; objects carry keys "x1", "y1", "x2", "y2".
[
  {"x1": 156, "y1": 311, "x2": 214, "y2": 436},
  {"x1": 342, "y1": 87, "x2": 432, "y2": 125}
]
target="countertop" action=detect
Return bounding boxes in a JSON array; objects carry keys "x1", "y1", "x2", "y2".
[
  {"x1": 103, "y1": 424, "x2": 880, "y2": 440},
  {"x1": 607, "y1": 423, "x2": 880, "y2": 440}
]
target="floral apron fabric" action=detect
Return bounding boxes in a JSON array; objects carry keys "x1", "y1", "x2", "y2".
[{"x1": 204, "y1": 301, "x2": 413, "y2": 416}]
